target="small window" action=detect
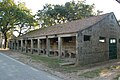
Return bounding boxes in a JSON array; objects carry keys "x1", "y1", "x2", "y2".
[
  {"x1": 110, "y1": 39, "x2": 116, "y2": 43},
  {"x1": 84, "y1": 35, "x2": 91, "y2": 41},
  {"x1": 99, "y1": 37, "x2": 106, "y2": 43}
]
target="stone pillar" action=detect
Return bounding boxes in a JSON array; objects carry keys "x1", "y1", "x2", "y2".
[
  {"x1": 10, "y1": 40, "x2": 13, "y2": 50},
  {"x1": 31, "y1": 39, "x2": 33, "y2": 54},
  {"x1": 14, "y1": 40, "x2": 16, "y2": 50},
  {"x1": 25, "y1": 40, "x2": 27, "y2": 53},
  {"x1": 58, "y1": 37, "x2": 62, "y2": 58},
  {"x1": 16, "y1": 40, "x2": 19, "y2": 51},
  {"x1": 46, "y1": 36, "x2": 50, "y2": 56},
  {"x1": 12, "y1": 41, "x2": 14, "y2": 50},
  {"x1": 38, "y1": 38, "x2": 41, "y2": 54},
  {"x1": 75, "y1": 33, "x2": 80, "y2": 66},
  {"x1": 21, "y1": 39, "x2": 23, "y2": 52}
]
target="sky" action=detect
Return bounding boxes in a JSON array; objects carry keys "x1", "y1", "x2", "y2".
[{"x1": 14, "y1": 0, "x2": 120, "y2": 19}]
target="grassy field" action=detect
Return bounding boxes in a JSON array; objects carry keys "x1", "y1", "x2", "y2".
[{"x1": 23, "y1": 53, "x2": 81, "y2": 73}]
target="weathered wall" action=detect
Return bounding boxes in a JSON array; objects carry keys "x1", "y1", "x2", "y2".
[{"x1": 78, "y1": 13, "x2": 120, "y2": 65}]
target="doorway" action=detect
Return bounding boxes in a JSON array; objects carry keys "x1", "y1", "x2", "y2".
[{"x1": 109, "y1": 38, "x2": 117, "y2": 59}]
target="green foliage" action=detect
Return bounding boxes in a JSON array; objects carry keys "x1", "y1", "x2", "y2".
[
  {"x1": 14, "y1": 2, "x2": 38, "y2": 36},
  {"x1": 0, "y1": 0, "x2": 17, "y2": 48},
  {"x1": 0, "y1": 0, "x2": 38, "y2": 48},
  {"x1": 36, "y1": 0, "x2": 95, "y2": 27}
]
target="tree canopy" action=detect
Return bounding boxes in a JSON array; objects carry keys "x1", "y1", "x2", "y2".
[
  {"x1": 13, "y1": 2, "x2": 38, "y2": 37},
  {"x1": 36, "y1": 0, "x2": 96, "y2": 27},
  {"x1": 0, "y1": 0, "x2": 36, "y2": 48}
]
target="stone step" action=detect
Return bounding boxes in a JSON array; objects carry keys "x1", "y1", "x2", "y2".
[{"x1": 59, "y1": 62, "x2": 75, "y2": 66}]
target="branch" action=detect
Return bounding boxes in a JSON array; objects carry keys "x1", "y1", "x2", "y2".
[{"x1": 116, "y1": 0, "x2": 120, "y2": 3}]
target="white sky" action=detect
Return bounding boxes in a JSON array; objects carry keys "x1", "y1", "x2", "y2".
[{"x1": 14, "y1": 0, "x2": 120, "y2": 19}]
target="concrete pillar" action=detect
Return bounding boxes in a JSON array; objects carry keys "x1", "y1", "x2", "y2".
[
  {"x1": 31, "y1": 39, "x2": 33, "y2": 54},
  {"x1": 58, "y1": 37, "x2": 62, "y2": 58},
  {"x1": 46, "y1": 36, "x2": 50, "y2": 56}
]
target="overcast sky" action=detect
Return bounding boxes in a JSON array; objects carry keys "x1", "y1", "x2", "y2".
[{"x1": 14, "y1": 0, "x2": 120, "y2": 19}]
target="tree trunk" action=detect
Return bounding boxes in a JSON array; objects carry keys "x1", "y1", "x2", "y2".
[{"x1": 3, "y1": 33, "x2": 7, "y2": 49}]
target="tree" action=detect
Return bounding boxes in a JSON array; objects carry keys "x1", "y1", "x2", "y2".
[
  {"x1": 13, "y1": 2, "x2": 38, "y2": 37},
  {"x1": 36, "y1": 0, "x2": 95, "y2": 27},
  {"x1": 0, "y1": 0, "x2": 37, "y2": 48},
  {"x1": 0, "y1": 0, "x2": 17, "y2": 48}
]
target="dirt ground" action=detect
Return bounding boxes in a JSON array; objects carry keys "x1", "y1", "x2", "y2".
[{"x1": 0, "y1": 49, "x2": 120, "y2": 80}]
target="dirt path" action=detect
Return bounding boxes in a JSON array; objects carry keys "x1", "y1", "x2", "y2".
[{"x1": 0, "y1": 49, "x2": 120, "y2": 80}]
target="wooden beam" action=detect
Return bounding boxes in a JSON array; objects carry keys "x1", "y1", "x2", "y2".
[
  {"x1": 38, "y1": 36, "x2": 46, "y2": 39},
  {"x1": 48, "y1": 35, "x2": 57, "y2": 38},
  {"x1": 58, "y1": 33, "x2": 76, "y2": 37}
]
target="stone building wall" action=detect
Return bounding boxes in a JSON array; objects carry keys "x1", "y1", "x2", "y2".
[{"x1": 78, "y1": 13, "x2": 120, "y2": 65}]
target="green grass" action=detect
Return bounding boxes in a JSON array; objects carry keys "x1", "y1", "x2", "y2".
[
  {"x1": 22, "y1": 53, "x2": 81, "y2": 73},
  {"x1": 24, "y1": 53, "x2": 64, "y2": 68},
  {"x1": 79, "y1": 69, "x2": 102, "y2": 78},
  {"x1": 60, "y1": 66, "x2": 81, "y2": 73}
]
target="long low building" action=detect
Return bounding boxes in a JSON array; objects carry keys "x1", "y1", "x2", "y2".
[{"x1": 9, "y1": 12, "x2": 120, "y2": 65}]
